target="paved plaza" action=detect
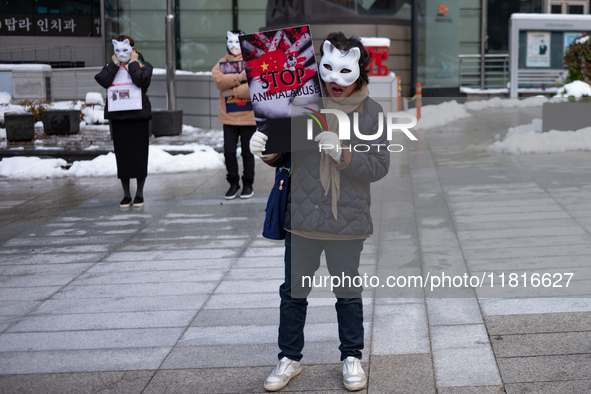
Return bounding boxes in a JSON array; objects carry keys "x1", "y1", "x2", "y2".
[{"x1": 1, "y1": 105, "x2": 591, "y2": 393}]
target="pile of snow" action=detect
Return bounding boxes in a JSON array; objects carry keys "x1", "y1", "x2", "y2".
[
  {"x1": 81, "y1": 106, "x2": 105, "y2": 125},
  {"x1": 406, "y1": 95, "x2": 560, "y2": 130},
  {"x1": 152, "y1": 68, "x2": 212, "y2": 76},
  {"x1": 46, "y1": 100, "x2": 107, "y2": 125},
  {"x1": 0, "y1": 157, "x2": 68, "y2": 179},
  {"x1": 0, "y1": 92, "x2": 11, "y2": 104},
  {"x1": 182, "y1": 125, "x2": 200, "y2": 134},
  {"x1": 460, "y1": 87, "x2": 509, "y2": 95},
  {"x1": 85, "y1": 92, "x2": 104, "y2": 106},
  {"x1": 555, "y1": 80, "x2": 591, "y2": 98},
  {"x1": 409, "y1": 100, "x2": 472, "y2": 130},
  {"x1": 465, "y1": 96, "x2": 551, "y2": 111},
  {"x1": 148, "y1": 145, "x2": 224, "y2": 174},
  {"x1": 487, "y1": 118, "x2": 591, "y2": 154},
  {"x1": 0, "y1": 104, "x2": 28, "y2": 124},
  {"x1": 0, "y1": 64, "x2": 51, "y2": 71},
  {"x1": 0, "y1": 144, "x2": 224, "y2": 180}
]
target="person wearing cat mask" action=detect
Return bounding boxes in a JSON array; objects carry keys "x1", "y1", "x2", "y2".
[
  {"x1": 212, "y1": 30, "x2": 257, "y2": 200},
  {"x1": 95, "y1": 35, "x2": 153, "y2": 208},
  {"x1": 252, "y1": 32, "x2": 389, "y2": 392}
]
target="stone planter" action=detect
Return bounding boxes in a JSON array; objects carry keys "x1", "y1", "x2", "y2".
[
  {"x1": 42, "y1": 109, "x2": 80, "y2": 135},
  {"x1": 5, "y1": 113, "x2": 35, "y2": 142},
  {"x1": 150, "y1": 109, "x2": 183, "y2": 137},
  {"x1": 543, "y1": 102, "x2": 591, "y2": 132}
]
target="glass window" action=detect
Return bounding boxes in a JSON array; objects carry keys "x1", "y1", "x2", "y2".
[
  {"x1": 0, "y1": 0, "x2": 34, "y2": 13},
  {"x1": 105, "y1": 0, "x2": 269, "y2": 72},
  {"x1": 324, "y1": 0, "x2": 412, "y2": 18},
  {"x1": 0, "y1": 0, "x2": 95, "y2": 15},
  {"x1": 568, "y1": 5, "x2": 584, "y2": 14},
  {"x1": 91, "y1": 0, "x2": 100, "y2": 15},
  {"x1": 488, "y1": 0, "x2": 544, "y2": 52},
  {"x1": 488, "y1": 0, "x2": 520, "y2": 52},
  {"x1": 551, "y1": 4, "x2": 562, "y2": 13}
]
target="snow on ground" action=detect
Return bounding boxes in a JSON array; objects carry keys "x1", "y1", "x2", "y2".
[
  {"x1": 488, "y1": 118, "x2": 591, "y2": 154},
  {"x1": 464, "y1": 96, "x2": 554, "y2": 111},
  {"x1": 2, "y1": 94, "x2": 586, "y2": 178},
  {"x1": 0, "y1": 156, "x2": 68, "y2": 179},
  {"x1": 460, "y1": 87, "x2": 509, "y2": 94},
  {"x1": 0, "y1": 104, "x2": 28, "y2": 123},
  {"x1": 0, "y1": 144, "x2": 224, "y2": 179},
  {"x1": 555, "y1": 81, "x2": 591, "y2": 98},
  {"x1": 409, "y1": 100, "x2": 472, "y2": 130},
  {"x1": 152, "y1": 68, "x2": 212, "y2": 76},
  {"x1": 408, "y1": 95, "x2": 565, "y2": 130},
  {"x1": 0, "y1": 92, "x2": 11, "y2": 104}
]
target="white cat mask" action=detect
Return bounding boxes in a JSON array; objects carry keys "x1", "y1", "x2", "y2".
[
  {"x1": 227, "y1": 31, "x2": 241, "y2": 56},
  {"x1": 113, "y1": 39, "x2": 133, "y2": 64},
  {"x1": 319, "y1": 40, "x2": 360, "y2": 87}
]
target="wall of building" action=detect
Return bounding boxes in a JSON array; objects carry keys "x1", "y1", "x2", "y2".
[
  {"x1": 0, "y1": 0, "x2": 104, "y2": 67},
  {"x1": 0, "y1": 36, "x2": 105, "y2": 67},
  {"x1": 308, "y1": 24, "x2": 412, "y2": 96}
]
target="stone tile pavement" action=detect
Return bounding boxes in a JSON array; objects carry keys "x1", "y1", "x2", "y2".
[{"x1": 1, "y1": 105, "x2": 591, "y2": 393}]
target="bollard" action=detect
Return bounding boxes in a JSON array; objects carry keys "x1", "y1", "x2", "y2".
[
  {"x1": 416, "y1": 83, "x2": 422, "y2": 120},
  {"x1": 397, "y1": 76, "x2": 402, "y2": 112}
]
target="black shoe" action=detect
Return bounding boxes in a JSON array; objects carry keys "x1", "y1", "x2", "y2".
[
  {"x1": 133, "y1": 196, "x2": 144, "y2": 207},
  {"x1": 240, "y1": 184, "x2": 254, "y2": 199},
  {"x1": 120, "y1": 196, "x2": 132, "y2": 208},
  {"x1": 225, "y1": 183, "x2": 240, "y2": 200}
]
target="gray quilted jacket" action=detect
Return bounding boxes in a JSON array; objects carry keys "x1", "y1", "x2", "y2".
[{"x1": 269, "y1": 97, "x2": 390, "y2": 236}]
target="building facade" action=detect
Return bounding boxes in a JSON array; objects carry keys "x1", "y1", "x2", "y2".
[
  {"x1": 0, "y1": 0, "x2": 104, "y2": 67},
  {"x1": 1, "y1": 0, "x2": 590, "y2": 96}
]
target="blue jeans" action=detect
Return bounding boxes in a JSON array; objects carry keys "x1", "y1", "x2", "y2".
[{"x1": 278, "y1": 232, "x2": 364, "y2": 362}]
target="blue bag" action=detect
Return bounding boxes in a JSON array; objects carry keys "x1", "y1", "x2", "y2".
[{"x1": 263, "y1": 162, "x2": 290, "y2": 240}]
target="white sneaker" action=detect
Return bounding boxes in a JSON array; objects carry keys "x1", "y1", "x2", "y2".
[
  {"x1": 264, "y1": 356, "x2": 301, "y2": 391},
  {"x1": 343, "y1": 356, "x2": 366, "y2": 391}
]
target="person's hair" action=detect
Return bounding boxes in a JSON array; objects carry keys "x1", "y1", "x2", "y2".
[
  {"x1": 115, "y1": 35, "x2": 135, "y2": 47},
  {"x1": 321, "y1": 32, "x2": 370, "y2": 89}
]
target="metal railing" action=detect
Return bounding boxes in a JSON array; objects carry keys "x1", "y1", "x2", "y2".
[
  {"x1": 516, "y1": 69, "x2": 565, "y2": 91},
  {"x1": 0, "y1": 45, "x2": 86, "y2": 68},
  {"x1": 459, "y1": 54, "x2": 509, "y2": 90}
]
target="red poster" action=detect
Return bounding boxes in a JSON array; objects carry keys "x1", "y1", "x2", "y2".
[{"x1": 240, "y1": 25, "x2": 323, "y2": 153}]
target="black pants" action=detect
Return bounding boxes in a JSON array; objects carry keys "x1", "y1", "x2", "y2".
[{"x1": 223, "y1": 124, "x2": 256, "y2": 185}]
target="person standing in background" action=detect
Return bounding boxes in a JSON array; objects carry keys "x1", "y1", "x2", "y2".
[
  {"x1": 212, "y1": 30, "x2": 257, "y2": 200},
  {"x1": 95, "y1": 35, "x2": 153, "y2": 208}
]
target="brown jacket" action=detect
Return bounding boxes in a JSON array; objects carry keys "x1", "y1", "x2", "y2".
[{"x1": 212, "y1": 53, "x2": 256, "y2": 126}]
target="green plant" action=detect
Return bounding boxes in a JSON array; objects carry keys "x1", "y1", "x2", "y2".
[
  {"x1": 563, "y1": 33, "x2": 591, "y2": 84},
  {"x1": 18, "y1": 99, "x2": 51, "y2": 122}
]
